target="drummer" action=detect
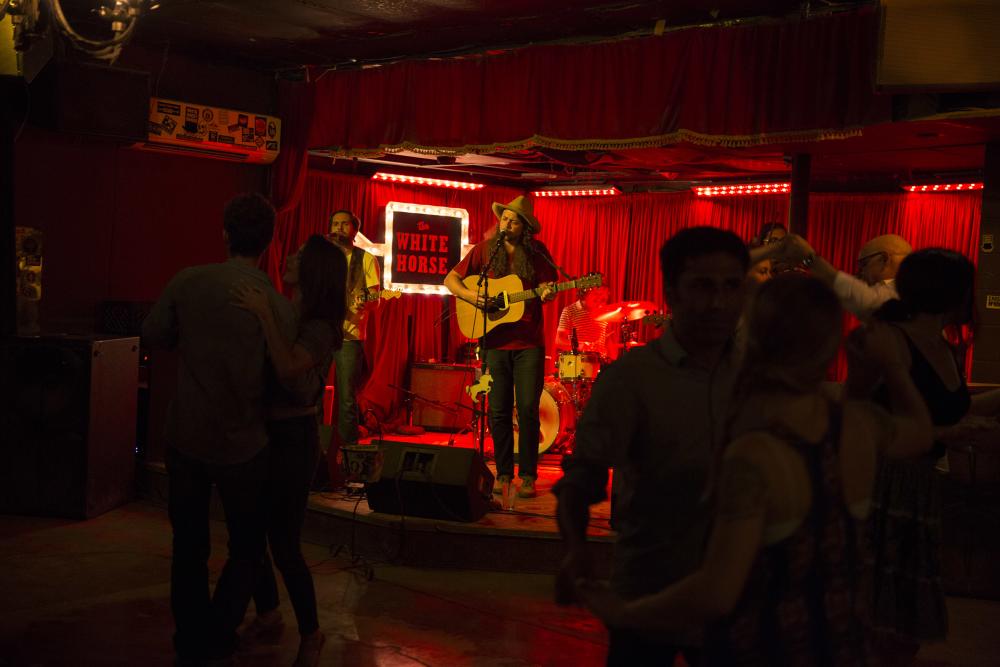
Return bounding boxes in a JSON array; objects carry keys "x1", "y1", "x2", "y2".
[{"x1": 555, "y1": 285, "x2": 611, "y2": 359}]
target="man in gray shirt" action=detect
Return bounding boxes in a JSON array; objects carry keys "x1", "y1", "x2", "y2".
[
  {"x1": 143, "y1": 193, "x2": 295, "y2": 664},
  {"x1": 554, "y1": 227, "x2": 749, "y2": 666}
]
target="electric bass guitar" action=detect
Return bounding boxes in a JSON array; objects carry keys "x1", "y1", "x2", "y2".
[
  {"x1": 352, "y1": 288, "x2": 403, "y2": 306},
  {"x1": 454, "y1": 273, "x2": 603, "y2": 339}
]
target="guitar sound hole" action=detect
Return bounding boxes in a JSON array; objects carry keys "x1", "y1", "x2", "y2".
[{"x1": 487, "y1": 308, "x2": 508, "y2": 321}]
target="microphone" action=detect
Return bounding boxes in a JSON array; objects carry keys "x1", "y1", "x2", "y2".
[{"x1": 571, "y1": 326, "x2": 579, "y2": 353}]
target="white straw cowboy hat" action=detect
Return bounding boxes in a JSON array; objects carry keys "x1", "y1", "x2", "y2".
[{"x1": 492, "y1": 195, "x2": 541, "y2": 234}]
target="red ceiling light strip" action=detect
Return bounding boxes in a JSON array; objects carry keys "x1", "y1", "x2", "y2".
[
  {"x1": 904, "y1": 182, "x2": 983, "y2": 193},
  {"x1": 694, "y1": 182, "x2": 791, "y2": 197},
  {"x1": 372, "y1": 172, "x2": 485, "y2": 190},
  {"x1": 533, "y1": 187, "x2": 620, "y2": 197}
]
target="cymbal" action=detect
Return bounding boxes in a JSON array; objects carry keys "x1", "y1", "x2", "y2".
[{"x1": 592, "y1": 300, "x2": 659, "y2": 323}]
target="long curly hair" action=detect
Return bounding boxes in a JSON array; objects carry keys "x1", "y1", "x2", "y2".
[
  {"x1": 486, "y1": 221, "x2": 537, "y2": 282},
  {"x1": 298, "y1": 234, "x2": 347, "y2": 349}
]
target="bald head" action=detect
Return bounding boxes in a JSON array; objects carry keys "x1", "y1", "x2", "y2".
[{"x1": 858, "y1": 234, "x2": 912, "y2": 285}]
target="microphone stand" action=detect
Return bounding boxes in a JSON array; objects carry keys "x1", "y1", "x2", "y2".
[{"x1": 474, "y1": 232, "x2": 508, "y2": 459}]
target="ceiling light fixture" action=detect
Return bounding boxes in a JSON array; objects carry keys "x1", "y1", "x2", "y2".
[
  {"x1": 694, "y1": 182, "x2": 791, "y2": 197},
  {"x1": 903, "y1": 182, "x2": 983, "y2": 193},
  {"x1": 532, "y1": 187, "x2": 621, "y2": 197},
  {"x1": 372, "y1": 172, "x2": 485, "y2": 190}
]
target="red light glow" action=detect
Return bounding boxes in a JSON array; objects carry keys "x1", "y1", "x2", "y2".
[
  {"x1": 694, "y1": 183, "x2": 791, "y2": 197},
  {"x1": 532, "y1": 188, "x2": 620, "y2": 197},
  {"x1": 372, "y1": 172, "x2": 485, "y2": 190},
  {"x1": 904, "y1": 183, "x2": 983, "y2": 193}
]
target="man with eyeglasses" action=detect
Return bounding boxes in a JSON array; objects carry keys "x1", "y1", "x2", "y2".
[{"x1": 784, "y1": 233, "x2": 912, "y2": 319}]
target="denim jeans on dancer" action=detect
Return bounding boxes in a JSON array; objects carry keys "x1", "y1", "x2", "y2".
[
  {"x1": 484, "y1": 346, "x2": 545, "y2": 480},
  {"x1": 253, "y1": 415, "x2": 322, "y2": 636},
  {"x1": 167, "y1": 445, "x2": 270, "y2": 660}
]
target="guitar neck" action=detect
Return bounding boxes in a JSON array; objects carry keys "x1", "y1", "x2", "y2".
[{"x1": 508, "y1": 279, "x2": 579, "y2": 304}]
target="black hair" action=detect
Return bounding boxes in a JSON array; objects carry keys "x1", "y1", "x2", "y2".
[
  {"x1": 329, "y1": 209, "x2": 361, "y2": 233},
  {"x1": 659, "y1": 226, "x2": 750, "y2": 290},
  {"x1": 223, "y1": 193, "x2": 275, "y2": 257},
  {"x1": 750, "y1": 222, "x2": 787, "y2": 248},
  {"x1": 874, "y1": 248, "x2": 976, "y2": 325},
  {"x1": 298, "y1": 234, "x2": 347, "y2": 349}
]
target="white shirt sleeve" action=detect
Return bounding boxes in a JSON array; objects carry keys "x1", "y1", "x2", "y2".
[{"x1": 832, "y1": 272, "x2": 898, "y2": 320}]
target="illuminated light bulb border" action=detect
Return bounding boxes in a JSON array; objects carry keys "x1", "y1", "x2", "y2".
[
  {"x1": 373, "y1": 172, "x2": 485, "y2": 191},
  {"x1": 694, "y1": 183, "x2": 791, "y2": 197},
  {"x1": 903, "y1": 183, "x2": 983, "y2": 193},
  {"x1": 383, "y1": 201, "x2": 471, "y2": 295},
  {"x1": 532, "y1": 188, "x2": 621, "y2": 197}
]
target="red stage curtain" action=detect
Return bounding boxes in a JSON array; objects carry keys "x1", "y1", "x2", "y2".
[
  {"x1": 265, "y1": 80, "x2": 315, "y2": 293},
  {"x1": 305, "y1": 8, "x2": 887, "y2": 154},
  {"x1": 292, "y1": 171, "x2": 981, "y2": 426}
]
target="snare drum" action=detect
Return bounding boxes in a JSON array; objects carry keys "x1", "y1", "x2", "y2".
[
  {"x1": 513, "y1": 381, "x2": 576, "y2": 455},
  {"x1": 557, "y1": 351, "x2": 602, "y2": 380}
]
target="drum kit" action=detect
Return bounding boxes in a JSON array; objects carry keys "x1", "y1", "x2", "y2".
[{"x1": 513, "y1": 300, "x2": 661, "y2": 456}]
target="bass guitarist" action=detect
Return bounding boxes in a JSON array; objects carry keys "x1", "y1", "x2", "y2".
[
  {"x1": 444, "y1": 196, "x2": 557, "y2": 499},
  {"x1": 327, "y1": 209, "x2": 381, "y2": 451}
]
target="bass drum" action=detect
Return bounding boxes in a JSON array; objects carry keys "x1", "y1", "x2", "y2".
[{"x1": 512, "y1": 381, "x2": 576, "y2": 455}]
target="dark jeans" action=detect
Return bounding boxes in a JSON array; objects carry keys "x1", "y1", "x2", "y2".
[
  {"x1": 166, "y1": 445, "x2": 270, "y2": 660},
  {"x1": 253, "y1": 416, "x2": 322, "y2": 636},
  {"x1": 485, "y1": 346, "x2": 545, "y2": 479},
  {"x1": 333, "y1": 340, "x2": 366, "y2": 446},
  {"x1": 607, "y1": 628, "x2": 702, "y2": 667}
]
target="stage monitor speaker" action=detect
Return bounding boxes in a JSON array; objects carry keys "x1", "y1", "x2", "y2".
[
  {"x1": 365, "y1": 442, "x2": 493, "y2": 522},
  {"x1": 409, "y1": 362, "x2": 476, "y2": 431},
  {"x1": 0, "y1": 335, "x2": 139, "y2": 518}
]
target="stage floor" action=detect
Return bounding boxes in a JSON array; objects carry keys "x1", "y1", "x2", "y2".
[{"x1": 301, "y1": 430, "x2": 615, "y2": 574}]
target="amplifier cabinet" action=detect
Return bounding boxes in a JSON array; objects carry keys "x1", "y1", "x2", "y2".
[{"x1": 409, "y1": 363, "x2": 477, "y2": 432}]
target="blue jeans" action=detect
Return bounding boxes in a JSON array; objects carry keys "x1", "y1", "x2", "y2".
[
  {"x1": 484, "y1": 346, "x2": 545, "y2": 480},
  {"x1": 333, "y1": 340, "x2": 366, "y2": 446}
]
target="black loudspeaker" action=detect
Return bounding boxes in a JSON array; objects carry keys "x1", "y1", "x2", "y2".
[
  {"x1": 0, "y1": 335, "x2": 139, "y2": 518},
  {"x1": 409, "y1": 363, "x2": 476, "y2": 431},
  {"x1": 29, "y1": 60, "x2": 149, "y2": 141},
  {"x1": 365, "y1": 442, "x2": 494, "y2": 522}
]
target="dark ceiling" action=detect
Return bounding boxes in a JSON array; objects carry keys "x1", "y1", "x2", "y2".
[
  {"x1": 97, "y1": 0, "x2": 1000, "y2": 189},
  {"x1": 131, "y1": 0, "x2": 813, "y2": 71}
]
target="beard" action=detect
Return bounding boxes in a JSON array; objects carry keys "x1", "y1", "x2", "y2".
[{"x1": 487, "y1": 232, "x2": 535, "y2": 282}]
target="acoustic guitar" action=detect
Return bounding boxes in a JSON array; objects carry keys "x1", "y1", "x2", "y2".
[{"x1": 454, "y1": 273, "x2": 603, "y2": 339}]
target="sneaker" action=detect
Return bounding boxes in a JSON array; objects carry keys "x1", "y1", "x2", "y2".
[
  {"x1": 517, "y1": 477, "x2": 537, "y2": 498},
  {"x1": 492, "y1": 474, "x2": 511, "y2": 495},
  {"x1": 240, "y1": 609, "x2": 285, "y2": 647},
  {"x1": 293, "y1": 631, "x2": 326, "y2": 667}
]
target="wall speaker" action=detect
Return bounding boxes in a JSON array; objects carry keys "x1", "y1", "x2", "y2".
[
  {"x1": 409, "y1": 363, "x2": 476, "y2": 431},
  {"x1": 29, "y1": 60, "x2": 149, "y2": 141},
  {"x1": 365, "y1": 442, "x2": 494, "y2": 522},
  {"x1": 0, "y1": 335, "x2": 139, "y2": 518}
]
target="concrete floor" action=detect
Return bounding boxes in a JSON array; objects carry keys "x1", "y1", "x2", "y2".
[{"x1": 1, "y1": 502, "x2": 998, "y2": 666}]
